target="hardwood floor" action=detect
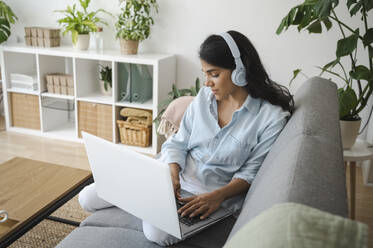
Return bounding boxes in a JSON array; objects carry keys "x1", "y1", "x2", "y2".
[
  {"x1": 0, "y1": 117, "x2": 89, "y2": 170},
  {"x1": 348, "y1": 166, "x2": 373, "y2": 247},
  {"x1": 0, "y1": 116, "x2": 372, "y2": 246}
]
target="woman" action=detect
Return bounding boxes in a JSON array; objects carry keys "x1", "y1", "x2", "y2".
[{"x1": 79, "y1": 30, "x2": 294, "y2": 246}]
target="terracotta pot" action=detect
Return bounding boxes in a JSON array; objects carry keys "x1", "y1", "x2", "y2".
[
  {"x1": 119, "y1": 39, "x2": 139, "y2": 55},
  {"x1": 99, "y1": 80, "x2": 112, "y2": 96},
  {"x1": 74, "y1": 34, "x2": 90, "y2": 51},
  {"x1": 340, "y1": 119, "x2": 361, "y2": 149}
]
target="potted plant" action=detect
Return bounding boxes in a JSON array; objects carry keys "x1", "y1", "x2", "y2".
[
  {"x1": 99, "y1": 65, "x2": 112, "y2": 96},
  {"x1": 154, "y1": 78, "x2": 200, "y2": 130},
  {"x1": 0, "y1": 1, "x2": 17, "y2": 44},
  {"x1": 277, "y1": 0, "x2": 373, "y2": 149},
  {"x1": 56, "y1": 0, "x2": 111, "y2": 50},
  {"x1": 115, "y1": 0, "x2": 158, "y2": 55}
]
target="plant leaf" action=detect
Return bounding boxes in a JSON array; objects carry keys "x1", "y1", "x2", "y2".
[
  {"x1": 363, "y1": 28, "x2": 373, "y2": 46},
  {"x1": 336, "y1": 30, "x2": 359, "y2": 57},
  {"x1": 195, "y1": 77, "x2": 201, "y2": 93},
  {"x1": 350, "y1": 65, "x2": 372, "y2": 80},
  {"x1": 364, "y1": 0, "x2": 373, "y2": 11},
  {"x1": 369, "y1": 45, "x2": 373, "y2": 59},
  {"x1": 322, "y1": 17, "x2": 332, "y2": 31},
  {"x1": 347, "y1": 0, "x2": 357, "y2": 9},
  {"x1": 307, "y1": 20, "x2": 322, "y2": 33},
  {"x1": 0, "y1": 18, "x2": 10, "y2": 44},
  {"x1": 289, "y1": 69, "x2": 301, "y2": 86},
  {"x1": 349, "y1": 1, "x2": 363, "y2": 15},
  {"x1": 319, "y1": 58, "x2": 340, "y2": 75},
  {"x1": 338, "y1": 87, "x2": 358, "y2": 119},
  {"x1": 314, "y1": 0, "x2": 339, "y2": 18}
]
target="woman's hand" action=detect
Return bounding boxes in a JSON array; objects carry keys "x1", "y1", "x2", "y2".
[
  {"x1": 169, "y1": 163, "x2": 181, "y2": 199},
  {"x1": 178, "y1": 191, "x2": 225, "y2": 220}
]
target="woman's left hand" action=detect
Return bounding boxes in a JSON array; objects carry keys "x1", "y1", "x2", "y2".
[{"x1": 178, "y1": 191, "x2": 225, "y2": 220}]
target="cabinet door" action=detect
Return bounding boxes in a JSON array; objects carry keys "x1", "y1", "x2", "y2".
[
  {"x1": 78, "y1": 101, "x2": 112, "y2": 141},
  {"x1": 10, "y1": 93, "x2": 41, "y2": 130}
]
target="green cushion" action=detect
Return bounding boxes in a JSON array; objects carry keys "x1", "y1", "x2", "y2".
[{"x1": 224, "y1": 203, "x2": 368, "y2": 248}]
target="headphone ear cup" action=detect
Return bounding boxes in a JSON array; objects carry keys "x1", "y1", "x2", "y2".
[{"x1": 232, "y1": 68, "x2": 247, "y2": 87}]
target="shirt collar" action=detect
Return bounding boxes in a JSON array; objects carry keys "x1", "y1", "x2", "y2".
[{"x1": 207, "y1": 88, "x2": 261, "y2": 116}]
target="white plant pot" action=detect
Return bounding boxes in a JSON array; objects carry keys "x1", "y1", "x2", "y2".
[
  {"x1": 99, "y1": 80, "x2": 112, "y2": 96},
  {"x1": 340, "y1": 119, "x2": 361, "y2": 149},
  {"x1": 74, "y1": 34, "x2": 90, "y2": 51}
]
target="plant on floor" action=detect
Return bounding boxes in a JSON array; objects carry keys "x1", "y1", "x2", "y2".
[
  {"x1": 99, "y1": 65, "x2": 112, "y2": 91},
  {"x1": 154, "y1": 77, "x2": 201, "y2": 128},
  {"x1": 55, "y1": 0, "x2": 111, "y2": 44},
  {"x1": 0, "y1": 1, "x2": 18, "y2": 44},
  {"x1": 277, "y1": 0, "x2": 373, "y2": 123}
]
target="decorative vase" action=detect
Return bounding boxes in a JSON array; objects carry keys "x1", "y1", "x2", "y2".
[
  {"x1": 119, "y1": 39, "x2": 139, "y2": 55},
  {"x1": 340, "y1": 119, "x2": 361, "y2": 149},
  {"x1": 99, "y1": 80, "x2": 112, "y2": 96},
  {"x1": 74, "y1": 34, "x2": 90, "y2": 51}
]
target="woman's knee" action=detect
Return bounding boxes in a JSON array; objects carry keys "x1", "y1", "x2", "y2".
[
  {"x1": 142, "y1": 221, "x2": 180, "y2": 246},
  {"x1": 78, "y1": 183, "x2": 112, "y2": 212}
]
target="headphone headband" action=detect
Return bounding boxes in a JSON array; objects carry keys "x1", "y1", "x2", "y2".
[{"x1": 219, "y1": 32, "x2": 247, "y2": 86}]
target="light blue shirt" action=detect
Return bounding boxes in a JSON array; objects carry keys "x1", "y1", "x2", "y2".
[{"x1": 160, "y1": 86, "x2": 290, "y2": 212}]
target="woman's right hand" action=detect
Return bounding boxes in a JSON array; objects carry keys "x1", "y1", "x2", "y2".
[{"x1": 169, "y1": 163, "x2": 181, "y2": 199}]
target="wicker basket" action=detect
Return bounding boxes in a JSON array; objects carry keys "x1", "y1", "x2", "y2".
[{"x1": 117, "y1": 120, "x2": 152, "y2": 147}]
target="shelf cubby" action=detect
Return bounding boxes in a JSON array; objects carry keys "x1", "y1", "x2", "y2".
[
  {"x1": 75, "y1": 58, "x2": 113, "y2": 105},
  {"x1": 38, "y1": 55, "x2": 73, "y2": 94},
  {"x1": 3, "y1": 51, "x2": 38, "y2": 94},
  {"x1": 41, "y1": 96, "x2": 75, "y2": 139}
]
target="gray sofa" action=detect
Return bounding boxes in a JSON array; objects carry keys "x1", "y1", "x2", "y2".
[{"x1": 57, "y1": 77, "x2": 348, "y2": 247}]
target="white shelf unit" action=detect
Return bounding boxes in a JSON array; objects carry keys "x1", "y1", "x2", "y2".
[{"x1": 0, "y1": 44, "x2": 176, "y2": 155}]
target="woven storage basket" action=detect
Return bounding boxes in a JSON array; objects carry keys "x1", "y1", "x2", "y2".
[
  {"x1": 117, "y1": 108, "x2": 152, "y2": 147},
  {"x1": 117, "y1": 120, "x2": 152, "y2": 147}
]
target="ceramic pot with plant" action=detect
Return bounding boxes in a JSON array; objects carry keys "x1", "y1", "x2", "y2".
[
  {"x1": 56, "y1": 0, "x2": 111, "y2": 50},
  {"x1": 115, "y1": 0, "x2": 158, "y2": 55},
  {"x1": 0, "y1": 1, "x2": 17, "y2": 44},
  {"x1": 277, "y1": 0, "x2": 373, "y2": 149},
  {"x1": 99, "y1": 65, "x2": 112, "y2": 96}
]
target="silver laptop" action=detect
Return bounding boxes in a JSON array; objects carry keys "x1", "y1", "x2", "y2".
[{"x1": 82, "y1": 132, "x2": 232, "y2": 239}]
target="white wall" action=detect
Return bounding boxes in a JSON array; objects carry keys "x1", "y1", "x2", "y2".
[{"x1": 5, "y1": 0, "x2": 370, "y2": 92}]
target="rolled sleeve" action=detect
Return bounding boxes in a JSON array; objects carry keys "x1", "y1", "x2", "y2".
[
  {"x1": 233, "y1": 114, "x2": 289, "y2": 184},
  {"x1": 160, "y1": 103, "x2": 193, "y2": 170}
]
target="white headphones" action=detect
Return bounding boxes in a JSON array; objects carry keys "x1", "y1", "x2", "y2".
[{"x1": 219, "y1": 32, "x2": 248, "y2": 87}]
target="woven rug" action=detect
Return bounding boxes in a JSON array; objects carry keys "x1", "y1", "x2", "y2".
[{"x1": 8, "y1": 195, "x2": 91, "y2": 248}]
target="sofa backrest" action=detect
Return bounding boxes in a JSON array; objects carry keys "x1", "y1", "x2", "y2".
[{"x1": 228, "y1": 77, "x2": 348, "y2": 240}]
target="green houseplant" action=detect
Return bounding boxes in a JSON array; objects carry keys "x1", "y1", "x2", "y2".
[
  {"x1": 0, "y1": 1, "x2": 17, "y2": 44},
  {"x1": 115, "y1": 0, "x2": 158, "y2": 54},
  {"x1": 277, "y1": 0, "x2": 373, "y2": 148},
  {"x1": 56, "y1": 0, "x2": 111, "y2": 50},
  {"x1": 154, "y1": 78, "x2": 201, "y2": 130},
  {"x1": 99, "y1": 65, "x2": 112, "y2": 95}
]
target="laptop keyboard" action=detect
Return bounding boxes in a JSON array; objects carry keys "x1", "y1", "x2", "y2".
[{"x1": 176, "y1": 200, "x2": 207, "y2": 226}]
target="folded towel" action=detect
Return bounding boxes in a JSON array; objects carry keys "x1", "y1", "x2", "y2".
[{"x1": 120, "y1": 108, "x2": 152, "y2": 126}]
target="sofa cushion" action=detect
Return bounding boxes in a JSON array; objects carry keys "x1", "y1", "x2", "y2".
[
  {"x1": 224, "y1": 203, "x2": 368, "y2": 248},
  {"x1": 79, "y1": 206, "x2": 236, "y2": 248},
  {"x1": 80, "y1": 207, "x2": 142, "y2": 231},
  {"x1": 56, "y1": 226, "x2": 163, "y2": 248},
  {"x1": 228, "y1": 77, "x2": 348, "y2": 240}
]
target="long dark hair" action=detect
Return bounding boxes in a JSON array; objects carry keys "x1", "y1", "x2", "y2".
[{"x1": 199, "y1": 30, "x2": 294, "y2": 114}]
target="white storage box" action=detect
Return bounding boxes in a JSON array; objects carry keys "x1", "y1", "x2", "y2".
[{"x1": 10, "y1": 73, "x2": 38, "y2": 91}]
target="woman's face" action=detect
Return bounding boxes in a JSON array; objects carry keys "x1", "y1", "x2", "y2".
[{"x1": 201, "y1": 59, "x2": 236, "y2": 101}]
